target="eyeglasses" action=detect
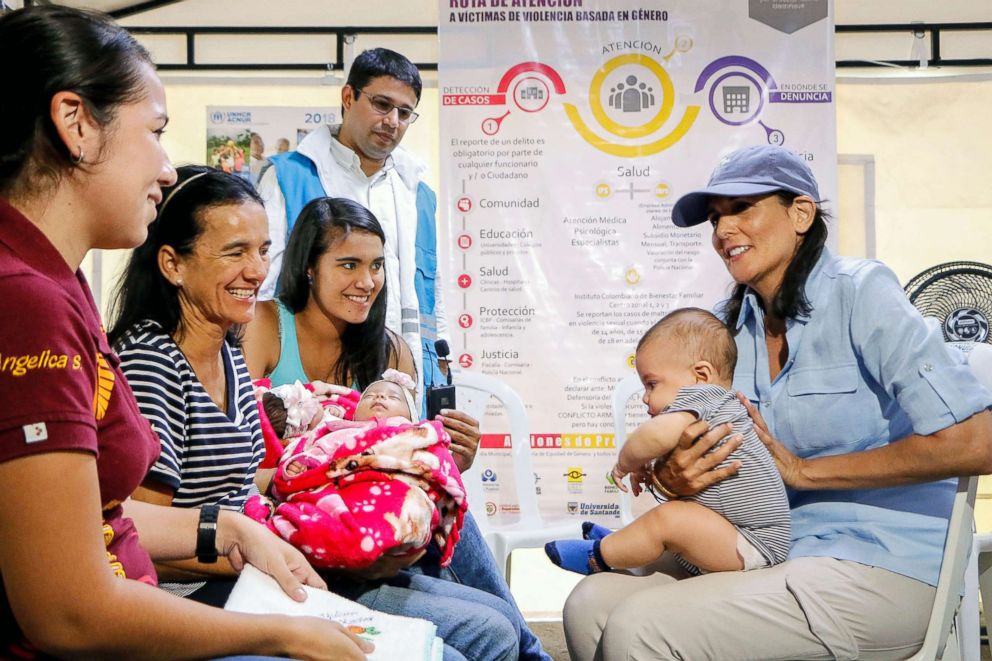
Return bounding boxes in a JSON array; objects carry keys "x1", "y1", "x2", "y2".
[{"x1": 354, "y1": 89, "x2": 419, "y2": 125}]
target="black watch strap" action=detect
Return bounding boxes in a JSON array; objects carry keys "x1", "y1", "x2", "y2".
[{"x1": 196, "y1": 504, "x2": 220, "y2": 564}]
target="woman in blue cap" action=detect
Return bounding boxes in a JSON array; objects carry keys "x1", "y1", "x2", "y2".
[{"x1": 564, "y1": 144, "x2": 992, "y2": 660}]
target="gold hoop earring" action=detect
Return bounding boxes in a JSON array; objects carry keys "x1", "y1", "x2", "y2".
[{"x1": 70, "y1": 148, "x2": 84, "y2": 165}]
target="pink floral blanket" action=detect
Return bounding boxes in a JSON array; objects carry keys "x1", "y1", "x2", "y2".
[{"x1": 245, "y1": 417, "x2": 467, "y2": 570}]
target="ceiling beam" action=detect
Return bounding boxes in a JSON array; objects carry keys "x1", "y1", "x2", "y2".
[
  {"x1": 110, "y1": 0, "x2": 186, "y2": 20},
  {"x1": 120, "y1": 21, "x2": 991, "y2": 72}
]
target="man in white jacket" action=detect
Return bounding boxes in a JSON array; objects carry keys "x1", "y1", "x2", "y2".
[{"x1": 258, "y1": 48, "x2": 445, "y2": 408}]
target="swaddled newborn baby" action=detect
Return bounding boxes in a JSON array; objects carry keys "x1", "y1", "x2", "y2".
[{"x1": 245, "y1": 370, "x2": 467, "y2": 570}]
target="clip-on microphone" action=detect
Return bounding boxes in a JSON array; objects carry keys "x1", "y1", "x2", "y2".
[{"x1": 427, "y1": 339, "x2": 456, "y2": 419}]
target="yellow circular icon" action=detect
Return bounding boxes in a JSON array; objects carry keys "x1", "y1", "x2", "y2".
[
  {"x1": 654, "y1": 182, "x2": 671, "y2": 199},
  {"x1": 595, "y1": 183, "x2": 612, "y2": 198},
  {"x1": 589, "y1": 54, "x2": 676, "y2": 139},
  {"x1": 625, "y1": 268, "x2": 640, "y2": 285},
  {"x1": 626, "y1": 353, "x2": 636, "y2": 369}
]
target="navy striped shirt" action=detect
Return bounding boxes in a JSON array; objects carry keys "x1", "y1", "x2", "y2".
[{"x1": 117, "y1": 320, "x2": 263, "y2": 510}]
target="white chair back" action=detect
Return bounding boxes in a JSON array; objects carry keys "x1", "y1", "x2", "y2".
[
  {"x1": 611, "y1": 373, "x2": 645, "y2": 526},
  {"x1": 451, "y1": 369, "x2": 583, "y2": 578},
  {"x1": 906, "y1": 341, "x2": 990, "y2": 661},
  {"x1": 907, "y1": 474, "x2": 976, "y2": 661},
  {"x1": 954, "y1": 342, "x2": 992, "y2": 392},
  {"x1": 451, "y1": 370, "x2": 540, "y2": 533}
]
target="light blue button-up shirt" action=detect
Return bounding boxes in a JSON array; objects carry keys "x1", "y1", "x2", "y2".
[{"x1": 729, "y1": 249, "x2": 992, "y2": 586}]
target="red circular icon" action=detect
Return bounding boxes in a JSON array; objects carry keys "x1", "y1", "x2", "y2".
[
  {"x1": 458, "y1": 313, "x2": 473, "y2": 329},
  {"x1": 458, "y1": 353, "x2": 474, "y2": 368},
  {"x1": 456, "y1": 197, "x2": 473, "y2": 213},
  {"x1": 457, "y1": 274, "x2": 472, "y2": 289},
  {"x1": 457, "y1": 234, "x2": 473, "y2": 250}
]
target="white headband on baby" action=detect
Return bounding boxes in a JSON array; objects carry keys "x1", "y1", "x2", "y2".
[{"x1": 362, "y1": 369, "x2": 418, "y2": 419}]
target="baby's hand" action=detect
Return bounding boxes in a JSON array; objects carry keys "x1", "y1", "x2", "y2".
[
  {"x1": 309, "y1": 381, "x2": 356, "y2": 398},
  {"x1": 285, "y1": 460, "x2": 305, "y2": 477},
  {"x1": 608, "y1": 463, "x2": 629, "y2": 493},
  {"x1": 628, "y1": 464, "x2": 653, "y2": 498}
]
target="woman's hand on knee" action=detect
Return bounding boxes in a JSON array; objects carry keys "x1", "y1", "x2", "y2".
[
  {"x1": 655, "y1": 420, "x2": 741, "y2": 496},
  {"x1": 219, "y1": 510, "x2": 327, "y2": 601}
]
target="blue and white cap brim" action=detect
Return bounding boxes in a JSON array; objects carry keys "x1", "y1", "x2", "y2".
[{"x1": 671, "y1": 181, "x2": 785, "y2": 227}]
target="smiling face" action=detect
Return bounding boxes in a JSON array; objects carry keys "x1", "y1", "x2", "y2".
[
  {"x1": 83, "y1": 63, "x2": 177, "y2": 249},
  {"x1": 338, "y1": 75, "x2": 418, "y2": 168},
  {"x1": 707, "y1": 193, "x2": 813, "y2": 304},
  {"x1": 308, "y1": 228, "x2": 385, "y2": 330},
  {"x1": 354, "y1": 380, "x2": 412, "y2": 421},
  {"x1": 171, "y1": 201, "x2": 270, "y2": 332},
  {"x1": 636, "y1": 335, "x2": 701, "y2": 416}
]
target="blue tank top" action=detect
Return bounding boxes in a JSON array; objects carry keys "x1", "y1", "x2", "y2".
[{"x1": 268, "y1": 302, "x2": 309, "y2": 386}]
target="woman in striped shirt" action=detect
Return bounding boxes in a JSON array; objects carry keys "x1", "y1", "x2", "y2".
[{"x1": 109, "y1": 166, "x2": 272, "y2": 602}]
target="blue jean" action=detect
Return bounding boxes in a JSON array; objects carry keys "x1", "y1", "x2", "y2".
[
  {"x1": 408, "y1": 512, "x2": 552, "y2": 661},
  {"x1": 332, "y1": 570, "x2": 518, "y2": 661}
]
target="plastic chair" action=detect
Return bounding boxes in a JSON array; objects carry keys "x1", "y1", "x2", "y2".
[
  {"x1": 853, "y1": 340, "x2": 990, "y2": 660},
  {"x1": 904, "y1": 474, "x2": 976, "y2": 661},
  {"x1": 611, "y1": 373, "x2": 645, "y2": 526},
  {"x1": 452, "y1": 370, "x2": 583, "y2": 579},
  {"x1": 952, "y1": 342, "x2": 992, "y2": 660}
]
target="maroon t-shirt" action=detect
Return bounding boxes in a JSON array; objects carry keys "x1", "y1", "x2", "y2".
[{"x1": 0, "y1": 198, "x2": 161, "y2": 658}]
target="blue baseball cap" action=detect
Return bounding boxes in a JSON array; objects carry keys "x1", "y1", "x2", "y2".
[{"x1": 671, "y1": 145, "x2": 820, "y2": 227}]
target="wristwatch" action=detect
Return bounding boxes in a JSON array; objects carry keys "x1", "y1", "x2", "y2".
[{"x1": 196, "y1": 504, "x2": 220, "y2": 564}]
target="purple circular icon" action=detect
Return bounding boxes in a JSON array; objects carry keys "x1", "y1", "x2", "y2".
[{"x1": 708, "y1": 71, "x2": 765, "y2": 127}]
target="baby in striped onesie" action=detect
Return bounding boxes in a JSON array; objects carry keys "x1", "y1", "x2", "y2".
[{"x1": 546, "y1": 307, "x2": 791, "y2": 576}]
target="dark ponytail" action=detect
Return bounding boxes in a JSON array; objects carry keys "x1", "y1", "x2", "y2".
[{"x1": 0, "y1": 5, "x2": 152, "y2": 196}]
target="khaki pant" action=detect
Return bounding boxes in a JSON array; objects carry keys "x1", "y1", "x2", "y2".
[{"x1": 563, "y1": 555, "x2": 935, "y2": 661}]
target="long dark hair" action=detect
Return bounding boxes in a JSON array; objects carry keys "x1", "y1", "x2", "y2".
[
  {"x1": 277, "y1": 197, "x2": 396, "y2": 390},
  {"x1": 720, "y1": 191, "x2": 829, "y2": 331},
  {"x1": 0, "y1": 5, "x2": 152, "y2": 197},
  {"x1": 107, "y1": 166, "x2": 263, "y2": 348}
]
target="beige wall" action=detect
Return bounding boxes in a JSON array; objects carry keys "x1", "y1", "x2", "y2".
[{"x1": 836, "y1": 75, "x2": 992, "y2": 283}]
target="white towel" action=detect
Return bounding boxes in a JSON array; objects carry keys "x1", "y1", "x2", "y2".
[{"x1": 225, "y1": 564, "x2": 442, "y2": 661}]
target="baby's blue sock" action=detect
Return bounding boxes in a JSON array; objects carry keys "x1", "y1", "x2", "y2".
[
  {"x1": 582, "y1": 521, "x2": 612, "y2": 541},
  {"x1": 544, "y1": 539, "x2": 611, "y2": 575}
]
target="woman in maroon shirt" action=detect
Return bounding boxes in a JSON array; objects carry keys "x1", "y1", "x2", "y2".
[{"x1": 0, "y1": 6, "x2": 369, "y2": 660}]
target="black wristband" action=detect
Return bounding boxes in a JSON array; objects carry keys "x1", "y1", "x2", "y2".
[{"x1": 196, "y1": 505, "x2": 220, "y2": 564}]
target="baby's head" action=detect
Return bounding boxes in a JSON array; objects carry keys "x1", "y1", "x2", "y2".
[
  {"x1": 354, "y1": 369, "x2": 417, "y2": 421},
  {"x1": 261, "y1": 381, "x2": 324, "y2": 439},
  {"x1": 635, "y1": 307, "x2": 737, "y2": 416}
]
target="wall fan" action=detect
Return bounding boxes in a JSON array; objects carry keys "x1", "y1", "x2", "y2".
[{"x1": 904, "y1": 261, "x2": 992, "y2": 345}]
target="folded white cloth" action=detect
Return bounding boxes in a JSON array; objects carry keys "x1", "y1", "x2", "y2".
[{"x1": 225, "y1": 564, "x2": 442, "y2": 661}]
